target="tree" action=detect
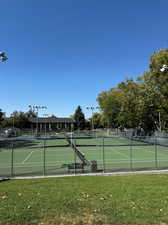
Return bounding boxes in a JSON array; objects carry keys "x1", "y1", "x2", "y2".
[
  {"x1": 97, "y1": 88, "x2": 123, "y2": 128},
  {"x1": 10, "y1": 111, "x2": 29, "y2": 129},
  {"x1": 0, "y1": 109, "x2": 5, "y2": 127},
  {"x1": 139, "y1": 49, "x2": 168, "y2": 130},
  {"x1": 89, "y1": 113, "x2": 103, "y2": 129},
  {"x1": 96, "y1": 48, "x2": 168, "y2": 132},
  {"x1": 97, "y1": 80, "x2": 145, "y2": 129},
  {"x1": 148, "y1": 49, "x2": 168, "y2": 99},
  {"x1": 73, "y1": 106, "x2": 85, "y2": 130},
  {"x1": 117, "y1": 79, "x2": 145, "y2": 128},
  {"x1": 25, "y1": 109, "x2": 37, "y2": 118}
]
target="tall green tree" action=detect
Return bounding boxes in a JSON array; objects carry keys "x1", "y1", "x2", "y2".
[
  {"x1": 89, "y1": 113, "x2": 103, "y2": 129},
  {"x1": 97, "y1": 87, "x2": 123, "y2": 128},
  {"x1": 140, "y1": 49, "x2": 168, "y2": 130},
  {"x1": 117, "y1": 79, "x2": 145, "y2": 128},
  {"x1": 97, "y1": 80, "x2": 144, "y2": 129},
  {"x1": 25, "y1": 109, "x2": 37, "y2": 118},
  {"x1": 74, "y1": 106, "x2": 85, "y2": 130},
  {"x1": 10, "y1": 111, "x2": 29, "y2": 129},
  {"x1": 148, "y1": 49, "x2": 168, "y2": 99},
  {"x1": 0, "y1": 109, "x2": 5, "y2": 127}
]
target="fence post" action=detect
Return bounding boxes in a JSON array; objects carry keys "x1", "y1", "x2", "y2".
[
  {"x1": 11, "y1": 141, "x2": 14, "y2": 177},
  {"x1": 155, "y1": 135, "x2": 158, "y2": 169},
  {"x1": 130, "y1": 139, "x2": 133, "y2": 171},
  {"x1": 102, "y1": 137, "x2": 105, "y2": 173},
  {"x1": 43, "y1": 139, "x2": 46, "y2": 176},
  {"x1": 74, "y1": 138, "x2": 76, "y2": 175}
]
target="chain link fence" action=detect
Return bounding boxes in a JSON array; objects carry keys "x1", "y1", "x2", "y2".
[{"x1": 0, "y1": 132, "x2": 168, "y2": 178}]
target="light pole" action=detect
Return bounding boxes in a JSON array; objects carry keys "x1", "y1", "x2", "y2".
[
  {"x1": 86, "y1": 106, "x2": 100, "y2": 132},
  {"x1": 28, "y1": 105, "x2": 47, "y2": 136},
  {"x1": 43, "y1": 114, "x2": 51, "y2": 136},
  {"x1": 10, "y1": 113, "x2": 15, "y2": 129},
  {"x1": 12, "y1": 116, "x2": 14, "y2": 129}
]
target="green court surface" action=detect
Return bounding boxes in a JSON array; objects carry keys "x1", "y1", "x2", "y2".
[
  {"x1": 74, "y1": 136, "x2": 151, "y2": 146},
  {"x1": 0, "y1": 138, "x2": 79, "y2": 177},
  {"x1": 0, "y1": 135, "x2": 168, "y2": 177}
]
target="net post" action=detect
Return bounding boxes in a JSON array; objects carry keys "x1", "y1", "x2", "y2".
[
  {"x1": 11, "y1": 141, "x2": 14, "y2": 177},
  {"x1": 43, "y1": 139, "x2": 46, "y2": 176}
]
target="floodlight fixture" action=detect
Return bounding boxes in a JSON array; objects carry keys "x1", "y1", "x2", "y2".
[
  {"x1": 0, "y1": 51, "x2": 8, "y2": 62},
  {"x1": 30, "y1": 105, "x2": 47, "y2": 110},
  {"x1": 86, "y1": 106, "x2": 100, "y2": 111},
  {"x1": 160, "y1": 64, "x2": 168, "y2": 72}
]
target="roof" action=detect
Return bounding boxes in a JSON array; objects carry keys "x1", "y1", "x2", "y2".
[{"x1": 28, "y1": 117, "x2": 75, "y2": 124}]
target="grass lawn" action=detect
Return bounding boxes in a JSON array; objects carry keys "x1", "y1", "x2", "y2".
[{"x1": 1, "y1": 174, "x2": 168, "y2": 225}]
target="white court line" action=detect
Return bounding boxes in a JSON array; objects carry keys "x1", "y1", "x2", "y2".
[
  {"x1": 22, "y1": 151, "x2": 34, "y2": 164},
  {"x1": 112, "y1": 149, "x2": 130, "y2": 159},
  {"x1": 145, "y1": 148, "x2": 168, "y2": 157}
]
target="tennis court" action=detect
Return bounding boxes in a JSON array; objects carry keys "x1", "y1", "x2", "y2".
[{"x1": 0, "y1": 134, "x2": 168, "y2": 177}]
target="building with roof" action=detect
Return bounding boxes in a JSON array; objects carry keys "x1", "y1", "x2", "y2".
[{"x1": 28, "y1": 117, "x2": 75, "y2": 132}]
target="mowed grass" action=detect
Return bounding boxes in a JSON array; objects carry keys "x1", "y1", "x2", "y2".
[{"x1": 1, "y1": 175, "x2": 168, "y2": 225}]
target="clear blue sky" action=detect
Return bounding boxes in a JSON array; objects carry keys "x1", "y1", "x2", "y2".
[{"x1": 1, "y1": 0, "x2": 168, "y2": 118}]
